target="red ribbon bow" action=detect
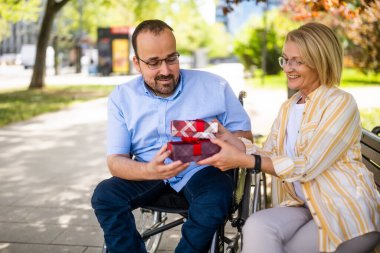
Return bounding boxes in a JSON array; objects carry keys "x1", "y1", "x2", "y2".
[{"x1": 181, "y1": 137, "x2": 208, "y2": 156}]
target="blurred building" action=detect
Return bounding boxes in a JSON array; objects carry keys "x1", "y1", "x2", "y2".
[
  {"x1": 216, "y1": 0, "x2": 281, "y2": 35},
  {"x1": 216, "y1": 0, "x2": 262, "y2": 35},
  {"x1": 0, "y1": 21, "x2": 39, "y2": 56}
]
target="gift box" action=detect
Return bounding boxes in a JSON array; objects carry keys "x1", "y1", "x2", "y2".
[
  {"x1": 171, "y1": 119, "x2": 217, "y2": 139},
  {"x1": 168, "y1": 138, "x2": 220, "y2": 163}
]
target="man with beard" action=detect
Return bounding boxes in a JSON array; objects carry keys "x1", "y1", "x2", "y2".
[{"x1": 91, "y1": 19, "x2": 252, "y2": 253}]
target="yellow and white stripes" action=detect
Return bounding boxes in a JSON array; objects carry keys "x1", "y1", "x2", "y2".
[{"x1": 246, "y1": 85, "x2": 380, "y2": 252}]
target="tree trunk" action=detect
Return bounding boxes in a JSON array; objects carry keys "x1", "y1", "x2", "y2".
[
  {"x1": 75, "y1": 44, "x2": 82, "y2": 73},
  {"x1": 53, "y1": 35, "x2": 60, "y2": 75},
  {"x1": 29, "y1": 1, "x2": 55, "y2": 89},
  {"x1": 29, "y1": 0, "x2": 71, "y2": 89}
]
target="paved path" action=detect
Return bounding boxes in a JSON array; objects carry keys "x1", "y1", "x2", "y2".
[
  {"x1": 0, "y1": 64, "x2": 379, "y2": 252},
  {"x1": 0, "y1": 99, "x2": 108, "y2": 253}
]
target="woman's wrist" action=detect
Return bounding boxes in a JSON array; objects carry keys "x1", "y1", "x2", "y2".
[
  {"x1": 240, "y1": 153, "x2": 255, "y2": 168},
  {"x1": 251, "y1": 154, "x2": 261, "y2": 173}
]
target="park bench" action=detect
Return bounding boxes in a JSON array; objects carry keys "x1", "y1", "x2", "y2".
[
  {"x1": 361, "y1": 127, "x2": 380, "y2": 191},
  {"x1": 360, "y1": 126, "x2": 380, "y2": 252}
]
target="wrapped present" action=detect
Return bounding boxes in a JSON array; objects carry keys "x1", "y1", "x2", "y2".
[
  {"x1": 171, "y1": 119, "x2": 217, "y2": 139},
  {"x1": 167, "y1": 138, "x2": 220, "y2": 163}
]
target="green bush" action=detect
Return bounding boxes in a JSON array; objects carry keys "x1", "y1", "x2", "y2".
[
  {"x1": 360, "y1": 108, "x2": 380, "y2": 132},
  {"x1": 234, "y1": 25, "x2": 282, "y2": 75}
]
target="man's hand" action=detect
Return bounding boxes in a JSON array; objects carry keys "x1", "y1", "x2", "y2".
[
  {"x1": 145, "y1": 144, "x2": 190, "y2": 180},
  {"x1": 107, "y1": 144, "x2": 189, "y2": 181}
]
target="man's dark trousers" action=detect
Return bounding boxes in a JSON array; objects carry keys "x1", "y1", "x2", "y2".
[{"x1": 91, "y1": 166, "x2": 234, "y2": 253}]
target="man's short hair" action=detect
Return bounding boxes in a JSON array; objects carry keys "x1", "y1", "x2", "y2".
[{"x1": 132, "y1": 19, "x2": 174, "y2": 58}]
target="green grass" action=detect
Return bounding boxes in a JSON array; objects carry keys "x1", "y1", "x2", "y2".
[
  {"x1": 341, "y1": 69, "x2": 380, "y2": 87},
  {"x1": 0, "y1": 85, "x2": 115, "y2": 127},
  {"x1": 360, "y1": 108, "x2": 380, "y2": 132},
  {"x1": 246, "y1": 68, "x2": 380, "y2": 89}
]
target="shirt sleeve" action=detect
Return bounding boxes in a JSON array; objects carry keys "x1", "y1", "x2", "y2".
[
  {"x1": 107, "y1": 87, "x2": 132, "y2": 155},
  {"x1": 272, "y1": 92, "x2": 361, "y2": 182},
  {"x1": 217, "y1": 81, "x2": 251, "y2": 132}
]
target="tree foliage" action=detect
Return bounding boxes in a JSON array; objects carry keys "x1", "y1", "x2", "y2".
[
  {"x1": 31, "y1": 0, "x2": 163, "y2": 89},
  {"x1": 233, "y1": 10, "x2": 298, "y2": 75},
  {"x1": 281, "y1": 0, "x2": 366, "y2": 20},
  {"x1": 161, "y1": 0, "x2": 232, "y2": 57},
  {"x1": 55, "y1": 0, "x2": 162, "y2": 41},
  {"x1": 234, "y1": 25, "x2": 282, "y2": 75},
  {"x1": 0, "y1": 0, "x2": 41, "y2": 41},
  {"x1": 55, "y1": 0, "x2": 231, "y2": 58},
  {"x1": 281, "y1": 0, "x2": 380, "y2": 74},
  {"x1": 3, "y1": 0, "x2": 231, "y2": 89},
  {"x1": 204, "y1": 23, "x2": 233, "y2": 58},
  {"x1": 344, "y1": 1, "x2": 380, "y2": 74}
]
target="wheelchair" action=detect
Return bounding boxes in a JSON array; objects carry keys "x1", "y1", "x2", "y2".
[{"x1": 101, "y1": 91, "x2": 269, "y2": 253}]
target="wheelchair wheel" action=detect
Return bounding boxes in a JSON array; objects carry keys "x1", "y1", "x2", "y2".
[
  {"x1": 137, "y1": 208, "x2": 166, "y2": 253},
  {"x1": 101, "y1": 243, "x2": 107, "y2": 253},
  {"x1": 239, "y1": 172, "x2": 267, "y2": 252},
  {"x1": 241, "y1": 171, "x2": 255, "y2": 219},
  {"x1": 247, "y1": 172, "x2": 267, "y2": 215}
]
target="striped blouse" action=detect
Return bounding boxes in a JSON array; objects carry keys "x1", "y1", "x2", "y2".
[{"x1": 245, "y1": 84, "x2": 380, "y2": 252}]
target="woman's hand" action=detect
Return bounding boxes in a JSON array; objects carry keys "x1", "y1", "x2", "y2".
[
  {"x1": 197, "y1": 138, "x2": 253, "y2": 171},
  {"x1": 213, "y1": 120, "x2": 246, "y2": 152}
]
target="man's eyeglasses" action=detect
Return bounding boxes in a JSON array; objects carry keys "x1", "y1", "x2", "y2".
[
  {"x1": 138, "y1": 53, "x2": 180, "y2": 70},
  {"x1": 278, "y1": 56, "x2": 304, "y2": 69}
]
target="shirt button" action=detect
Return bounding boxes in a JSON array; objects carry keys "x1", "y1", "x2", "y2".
[
  {"x1": 312, "y1": 212, "x2": 317, "y2": 216},
  {"x1": 318, "y1": 226, "x2": 322, "y2": 230},
  {"x1": 306, "y1": 198, "x2": 310, "y2": 201},
  {"x1": 302, "y1": 173, "x2": 307, "y2": 177}
]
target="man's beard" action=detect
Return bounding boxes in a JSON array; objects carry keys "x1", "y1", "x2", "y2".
[{"x1": 151, "y1": 74, "x2": 177, "y2": 96}]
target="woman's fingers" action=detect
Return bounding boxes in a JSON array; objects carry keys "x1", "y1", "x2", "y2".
[
  {"x1": 211, "y1": 119, "x2": 229, "y2": 135},
  {"x1": 197, "y1": 155, "x2": 217, "y2": 165},
  {"x1": 210, "y1": 137, "x2": 226, "y2": 147}
]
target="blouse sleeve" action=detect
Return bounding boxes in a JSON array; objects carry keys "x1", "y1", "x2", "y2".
[{"x1": 272, "y1": 92, "x2": 361, "y2": 182}]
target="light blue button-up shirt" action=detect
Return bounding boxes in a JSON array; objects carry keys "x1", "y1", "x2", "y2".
[{"x1": 107, "y1": 69, "x2": 251, "y2": 191}]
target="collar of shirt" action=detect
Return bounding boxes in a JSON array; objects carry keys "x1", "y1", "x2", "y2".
[{"x1": 298, "y1": 84, "x2": 327, "y2": 103}]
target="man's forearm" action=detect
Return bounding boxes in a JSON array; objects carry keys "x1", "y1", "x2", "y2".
[
  {"x1": 231, "y1": 130, "x2": 253, "y2": 152},
  {"x1": 107, "y1": 154, "x2": 150, "y2": 180},
  {"x1": 233, "y1": 130, "x2": 253, "y2": 142}
]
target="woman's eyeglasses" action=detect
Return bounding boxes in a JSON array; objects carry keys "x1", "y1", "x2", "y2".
[
  {"x1": 278, "y1": 56, "x2": 304, "y2": 69},
  {"x1": 138, "y1": 53, "x2": 180, "y2": 70}
]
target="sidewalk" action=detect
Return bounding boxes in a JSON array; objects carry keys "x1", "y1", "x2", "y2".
[
  {"x1": 0, "y1": 64, "x2": 379, "y2": 252},
  {"x1": 0, "y1": 98, "x2": 184, "y2": 253},
  {"x1": 0, "y1": 99, "x2": 108, "y2": 253}
]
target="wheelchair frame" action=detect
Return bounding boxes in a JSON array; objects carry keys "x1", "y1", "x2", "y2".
[
  {"x1": 101, "y1": 91, "x2": 269, "y2": 253},
  {"x1": 101, "y1": 170, "x2": 268, "y2": 253}
]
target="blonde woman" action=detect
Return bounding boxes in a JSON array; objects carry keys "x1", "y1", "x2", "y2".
[{"x1": 198, "y1": 22, "x2": 380, "y2": 253}]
